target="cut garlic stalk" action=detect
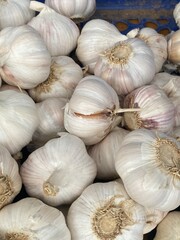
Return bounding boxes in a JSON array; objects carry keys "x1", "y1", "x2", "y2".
[
  {"x1": 0, "y1": 145, "x2": 22, "y2": 210},
  {"x1": 167, "y1": 29, "x2": 180, "y2": 64},
  {"x1": 20, "y1": 133, "x2": 97, "y2": 206},
  {"x1": 28, "y1": 56, "x2": 83, "y2": 102},
  {"x1": 88, "y1": 127, "x2": 129, "y2": 180},
  {"x1": 153, "y1": 211, "x2": 180, "y2": 240},
  {"x1": 67, "y1": 179, "x2": 146, "y2": 240},
  {"x1": 115, "y1": 128, "x2": 180, "y2": 211},
  {"x1": 123, "y1": 85, "x2": 175, "y2": 133},
  {"x1": 0, "y1": 197, "x2": 71, "y2": 240},
  {"x1": 94, "y1": 38, "x2": 156, "y2": 95}
]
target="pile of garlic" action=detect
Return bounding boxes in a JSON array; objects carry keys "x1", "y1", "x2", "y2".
[{"x1": 0, "y1": 0, "x2": 179, "y2": 240}]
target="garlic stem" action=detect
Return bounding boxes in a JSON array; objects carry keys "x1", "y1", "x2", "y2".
[{"x1": 115, "y1": 108, "x2": 141, "y2": 114}]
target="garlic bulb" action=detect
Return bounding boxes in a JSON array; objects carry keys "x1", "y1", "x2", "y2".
[
  {"x1": 173, "y1": 2, "x2": 180, "y2": 28},
  {"x1": 67, "y1": 179, "x2": 146, "y2": 240},
  {"x1": 0, "y1": 197, "x2": 71, "y2": 240},
  {"x1": 0, "y1": 84, "x2": 28, "y2": 94},
  {"x1": 0, "y1": 90, "x2": 39, "y2": 154},
  {"x1": 27, "y1": 97, "x2": 67, "y2": 152},
  {"x1": 153, "y1": 211, "x2": 180, "y2": 240},
  {"x1": 0, "y1": 145, "x2": 22, "y2": 210},
  {"x1": 167, "y1": 30, "x2": 180, "y2": 64},
  {"x1": 123, "y1": 85, "x2": 175, "y2": 133},
  {"x1": 28, "y1": 56, "x2": 83, "y2": 102},
  {"x1": 88, "y1": 127, "x2": 129, "y2": 180},
  {"x1": 20, "y1": 133, "x2": 97, "y2": 206},
  {"x1": 115, "y1": 128, "x2": 180, "y2": 211},
  {"x1": 0, "y1": 0, "x2": 35, "y2": 30},
  {"x1": 28, "y1": 1, "x2": 80, "y2": 57},
  {"x1": 94, "y1": 38, "x2": 156, "y2": 95},
  {"x1": 171, "y1": 126, "x2": 180, "y2": 140},
  {"x1": 0, "y1": 25, "x2": 51, "y2": 89},
  {"x1": 45, "y1": 0, "x2": 96, "y2": 23},
  {"x1": 143, "y1": 208, "x2": 168, "y2": 234},
  {"x1": 64, "y1": 75, "x2": 137, "y2": 145},
  {"x1": 76, "y1": 19, "x2": 127, "y2": 73},
  {"x1": 137, "y1": 27, "x2": 167, "y2": 73}
]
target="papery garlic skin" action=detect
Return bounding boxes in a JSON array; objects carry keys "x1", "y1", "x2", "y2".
[
  {"x1": 167, "y1": 30, "x2": 180, "y2": 64},
  {"x1": 0, "y1": 25, "x2": 51, "y2": 89},
  {"x1": 67, "y1": 179, "x2": 146, "y2": 240},
  {"x1": 174, "y1": 2, "x2": 180, "y2": 28},
  {"x1": 94, "y1": 38, "x2": 156, "y2": 95},
  {"x1": 45, "y1": 0, "x2": 96, "y2": 23},
  {"x1": 64, "y1": 75, "x2": 122, "y2": 145},
  {"x1": 88, "y1": 127, "x2": 129, "y2": 180},
  {"x1": 76, "y1": 19, "x2": 127, "y2": 73},
  {"x1": 28, "y1": 1, "x2": 80, "y2": 57},
  {"x1": 143, "y1": 208, "x2": 168, "y2": 234},
  {"x1": 20, "y1": 133, "x2": 97, "y2": 206},
  {"x1": 0, "y1": 145, "x2": 22, "y2": 210},
  {"x1": 123, "y1": 85, "x2": 175, "y2": 133},
  {"x1": 0, "y1": 90, "x2": 39, "y2": 154},
  {"x1": 115, "y1": 128, "x2": 180, "y2": 211},
  {"x1": 29, "y1": 56, "x2": 83, "y2": 102},
  {"x1": 137, "y1": 27, "x2": 167, "y2": 73},
  {"x1": 0, "y1": 197, "x2": 71, "y2": 240},
  {"x1": 153, "y1": 211, "x2": 180, "y2": 240},
  {"x1": 0, "y1": 0, "x2": 35, "y2": 30}
]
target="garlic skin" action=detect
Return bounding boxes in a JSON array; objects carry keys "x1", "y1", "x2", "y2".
[
  {"x1": 0, "y1": 145, "x2": 22, "y2": 210},
  {"x1": 143, "y1": 208, "x2": 168, "y2": 234},
  {"x1": 20, "y1": 133, "x2": 97, "y2": 207},
  {"x1": 137, "y1": 27, "x2": 167, "y2": 73},
  {"x1": 0, "y1": 0, "x2": 35, "y2": 30},
  {"x1": 28, "y1": 1, "x2": 80, "y2": 57},
  {"x1": 28, "y1": 56, "x2": 83, "y2": 102},
  {"x1": 94, "y1": 38, "x2": 156, "y2": 95},
  {"x1": 76, "y1": 19, "x2": 128, "y2": 73},
  {"x1": 0, "y1": 197, "x2": 71, "y2": 240},
  {"x1": 88, "y1": 127, "x2": 129, "y2": 180},
  {"x1": 0, "y1": 25, "x2": 51, "y2": 89},
  {"x1": 45, "y1": 0, "x2": 96, "y2": 23},
  {"x1": 123, "y1": 85, "x2": 175, "y2": 133},
  {"x1": 115, "y1": 128, "x2": 180, "y2": 211},
  {"x1": 173, "y1": 2, "x2": 180, "y2": 28},
  {"x1": 167, "y1": 30, "x2": 180, "y2": 64},
  {"x1": 67, "y1": 179, "x2": 146, "y2": 240},
  {"x1": 0, "y1": 90, "x2": 39, "y2": 154},
  {"x1": 153, "y1": 211, "x2": 180, "y2": 240},
  {"x1": 64, "y1": 75, "x2": 122, "y2": 145}
]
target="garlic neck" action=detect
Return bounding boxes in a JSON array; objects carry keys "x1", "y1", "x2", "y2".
[
  {"x1": 5, "y1": 232, "x2": 29, "y2": 240},
  {"x1": 0, "y1": 175, "x2": 13, "y2": 208}
]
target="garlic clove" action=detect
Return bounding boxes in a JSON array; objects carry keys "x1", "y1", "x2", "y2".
[
  {"x1": 67, "y1": 179, "x2": 146, "y2": 240},
  {"x1": 20, "y1": 133, "x2": 97, "y2": 206},
  {"x1": 115, "y1": 128, "x2": 180, "y2": 211},
  {"x1": 0, "y1": 197, "x2": 71, "y2": 240},
  {"x1": 0, "y1": 145, "x2": 22, "y2": 210}
]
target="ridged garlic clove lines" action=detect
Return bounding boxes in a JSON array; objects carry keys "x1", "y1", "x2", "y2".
[{"x1": 167, "y1": 29, "x2": 180, "y2": 64}]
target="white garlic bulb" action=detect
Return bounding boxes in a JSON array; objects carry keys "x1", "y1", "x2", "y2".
[
  {"x1": 167, "y1": 30, "x2": 180, "y2": 64},
  {"x1": 28, "y1": 1, "x2": 80, "y2": 57},
  {"x1": 153, "y1": 211, "x2": 180, "y2": 240},
  {"x1": 45, "y1": 0, "x2": 96, "y2": 23},
  {"x1": 0, "y1": 25, "x2": 51, "y2": 89},
  {"x1": 88, "y1": 127, "x2": 129, "y2": 180},
  {"x1": 123, "y1": 85, "x2": 175, "y2": 133},
  {"x1": 171, "y1": 96, "x2": 180, "y2": 127},
  {"x1": 115, "y1": 128, "x2": 180, "y2": 211},
  {"x1": 67, "y1": 179, "x2": 146, "y2": 240},
  {"x1": 173, "y1": 2, "x2": 180, "y2": 28},
  {"x1": 64, "y1": 75, "x2": 136, "y2": 145},
  {"x1": 76, "y1": 19, "x2": 127, "y2": 73},
  {"x1": 0, "y1": 90, "x2": 39, "y2": 154},
  {"x1": 137, "y1": 27, "x2": 167, "y2": 73},
  {"x1": 0, "y1": 0, "x2": 35, "y2": 30},
  {"x1": 27, "y1": 97, "x2": 67, "y2": 152},
  {"x1": 28, "y1": 56, "x2": 83, "y2": 102},
  {"x1": 143, "y1": 208, "x2": 168, "y2": 234},
  {"x1": 0, "y1": 145, "x2": 22, "y2": 210},
  {"x1": 0, "y1": 197, "x2": 71, "y2": 240},
  {"x1": 94, "y1": 38, "x2": 156, "y2": 95},
  {"x1": 20, "y1": 133, "x2": 97, "y2": 206}
]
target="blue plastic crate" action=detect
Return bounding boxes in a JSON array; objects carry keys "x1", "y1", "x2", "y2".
[{"x1": 37, "y1": 0, "x2": 179, "y2": 35}]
